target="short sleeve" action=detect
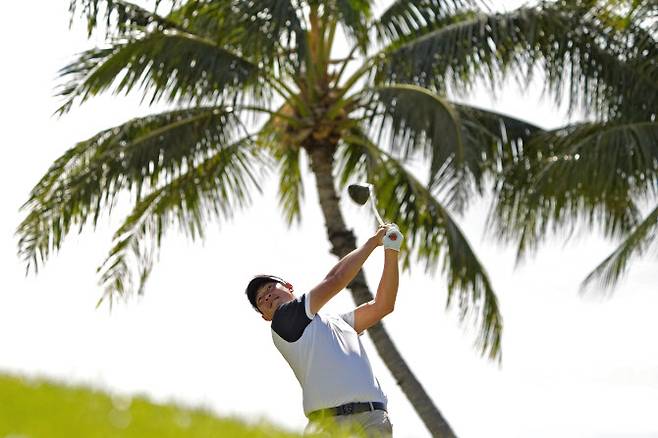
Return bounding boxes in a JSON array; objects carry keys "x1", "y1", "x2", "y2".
[
  {"x1": 271, "y1": 295, "x2": 313, "y2": 343},
  {"x1": 304, "y1": 292, "x2": 316, "y2": 319}
]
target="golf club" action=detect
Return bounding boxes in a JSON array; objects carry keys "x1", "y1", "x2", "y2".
[{"x1": 347, "y1": 183, "x2": 385, "y2": 226}]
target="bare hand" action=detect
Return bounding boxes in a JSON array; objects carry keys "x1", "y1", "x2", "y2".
[{"x1": 373, "y1": 224, "x2": 391, "y2": 246}]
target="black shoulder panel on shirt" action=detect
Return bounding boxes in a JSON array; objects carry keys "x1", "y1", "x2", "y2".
[{"x1": 271, "y1": 295, "x2": 312, "y2": 342}]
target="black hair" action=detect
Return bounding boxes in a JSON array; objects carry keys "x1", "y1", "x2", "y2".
[{"x1": 245, "y1": 275, "x2": 285, "y2": 313}]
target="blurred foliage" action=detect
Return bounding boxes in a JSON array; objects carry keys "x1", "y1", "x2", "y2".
[{"x1": 0, "y1": 373, "x2": 362, "y2": 438}]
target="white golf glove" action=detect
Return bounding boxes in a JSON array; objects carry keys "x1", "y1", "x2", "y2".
[{"x1": 383, "y1": 224, "x2": 403, "y2": 252}]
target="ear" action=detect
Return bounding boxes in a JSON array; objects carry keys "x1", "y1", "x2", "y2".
[{"x1": 284, "y1": 282, "x2": 294, "y2": 292}]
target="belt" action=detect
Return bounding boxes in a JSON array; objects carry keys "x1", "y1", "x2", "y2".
[{"x1": 308, "y1": 401, "x2": 386, "y2": 420}]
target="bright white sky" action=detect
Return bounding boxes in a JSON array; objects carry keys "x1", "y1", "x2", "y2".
[{"x1": 1, "y1": 2, "x2": 657, "y2": 438}]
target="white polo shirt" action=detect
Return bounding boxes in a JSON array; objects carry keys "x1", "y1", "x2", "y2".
[{"x1": 270, "y1": 293, "x2": 387, "y2": 416}]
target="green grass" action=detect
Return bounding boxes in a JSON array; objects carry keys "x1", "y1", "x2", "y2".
[{"x1": 0, "y1": 373, "x2": 301, "y2": 438}]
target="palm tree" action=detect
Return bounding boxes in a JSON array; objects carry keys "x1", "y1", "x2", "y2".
[
  {"x1": 488, "y1": 1, "x2": 657, "y2": 293},
  {"x1": 16, "y1": 0, "x2": 650, "y2": 435}
]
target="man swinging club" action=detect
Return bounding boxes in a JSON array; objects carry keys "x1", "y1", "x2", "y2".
[{"x1": 246, "y1": 223, "x2": 403, "y2": 436}]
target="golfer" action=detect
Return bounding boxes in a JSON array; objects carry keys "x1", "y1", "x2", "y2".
[{"x1": 246, "y1": 224, "x2": 403, "y2": 437}]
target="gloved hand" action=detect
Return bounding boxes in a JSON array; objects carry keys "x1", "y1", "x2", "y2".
[{"x1": 383, "y1": 224, "x2": 403, "y2": 252}]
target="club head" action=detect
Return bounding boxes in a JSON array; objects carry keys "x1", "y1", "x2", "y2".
[{"x1": 347, "y1": 183, "x2": 372, "y2": 205}]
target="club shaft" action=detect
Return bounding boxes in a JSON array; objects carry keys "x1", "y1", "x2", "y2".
[{"x1": 369, "y1": 194, "x2": 385, "y2": 226}]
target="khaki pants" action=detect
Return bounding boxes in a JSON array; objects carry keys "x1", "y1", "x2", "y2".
[{"x1": 304, "y1": 410, "x2": 393, "y2": 437}]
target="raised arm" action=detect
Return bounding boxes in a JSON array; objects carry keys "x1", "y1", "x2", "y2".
[
  {"x1": 352, "y1": 228, "x2": 402, "y2": 334},
  {"x1": 307, "y1": 226, "x2": 387, "y2": 315}
]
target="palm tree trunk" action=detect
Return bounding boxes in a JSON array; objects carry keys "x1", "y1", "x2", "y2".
[{"x1": 306, "y1": 144, "x2": 457, "y2": 438}]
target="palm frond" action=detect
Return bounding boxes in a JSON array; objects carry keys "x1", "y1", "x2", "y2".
[
  {"x1": 17, "y1": 106, "x2": 243, "y2": 273},
  {"x1": 437, "y1": 103, "x2": 544, "y2": 212},
  {"x1": 537, "y1": 121, "x2": 658, "y2": 196},
  {"x1": 229, "y1": 0, "x2": 307, "y2": 42},
  {"x1": 455, "y1": 104, "x2": 544, "y2": 155},
  {"x1": 535, "y1": 1, "x2": 658, "y2": 120},
  {"x1": 96, "y1": 138, "x2": 262, "y2": 302},
  {"x1": 377, "y1": 1, "x2": 658, "y2": 120},
  {"x1": 70, "y1": 0, "x2": 303, "y2": 74},
  {"x1": 338, "y1": 129, "x2": 503, "y2": 360},
  {"x1": 336, "y1": 127, "x2": 375, "y2": 188},
  {"x1": 55, "y1": 31, "x2": 267, "y2": 115},
  {"x1": 208, "y1": 0, "x2": 309, "y2": 74},
  {"x1": 332, "y1": 0, "x2": 372, "y2": 52},
  {"x1": 489, "y1": 119, "x2": 658, "y2": 262},
  {"x1": 168, "y1": 1, "x2": 300, "y2": 71},
  {"x1": 276, "y1": 146, "x2": 305, "y2": 226},
  {"x1": 373, "y1": 0, "x2": 474, "y2": 43},
  {"x1": 254, "y1": 101, "x2": 307, "y2": 226},
  {"x1": 629, "y1": 0, "x2": 658, "y2": 23},
  {"x1": 354, "y1": 87, "x2": 544, "y2": 212},
  {"x1": 582, "y1": 202, "x2": 658, "y2": 292},
  {"x1": 377, "y1": 7, "x2": 539, "y2": 93},
  {"x1": 359, "y1": 84, "x2": 463, "y2": 188},
  {"x1": 68, "y1": 0, "x2": 183, "y2": 36}
]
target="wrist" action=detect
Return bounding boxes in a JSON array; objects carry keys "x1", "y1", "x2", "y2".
[{"x1": 366, "y1": 236, "x2": 380, "y2": 250}]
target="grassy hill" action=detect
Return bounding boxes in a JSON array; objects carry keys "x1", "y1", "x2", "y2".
[{"x1": 0, "y1": 373, "x2": 301, "y2": 437}]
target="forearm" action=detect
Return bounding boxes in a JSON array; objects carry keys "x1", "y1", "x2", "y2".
[
  {"x1": 326, "y1": 237, "x2": 379, "y2": 289},
  {"x1": 374, "y1": 249, "x2": 399, "y2": 312}
]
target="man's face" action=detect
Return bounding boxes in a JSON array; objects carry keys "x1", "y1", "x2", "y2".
[{"x1": 255, "y1": 281, "x2": 295, "y2": 321}]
